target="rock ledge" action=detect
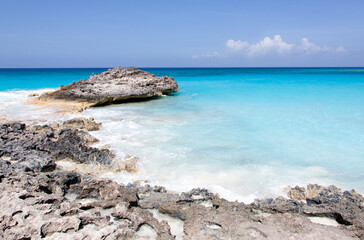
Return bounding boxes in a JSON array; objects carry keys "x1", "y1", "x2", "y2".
[{"x1": 38, "y1": 67, "x2": 179, "y2": 106}]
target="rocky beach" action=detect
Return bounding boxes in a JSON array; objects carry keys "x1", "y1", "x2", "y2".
[{"x1": 1, "y1": 67, "x2": 363, "y2": 239}]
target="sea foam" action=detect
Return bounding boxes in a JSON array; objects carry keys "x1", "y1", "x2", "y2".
[{"x1": 1, "y1": 68, "x2": 364, "y2": 203}]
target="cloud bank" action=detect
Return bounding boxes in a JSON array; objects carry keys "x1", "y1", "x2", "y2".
[{"x1": 225, "y1": 35, "x2": 345, "y2": 56}]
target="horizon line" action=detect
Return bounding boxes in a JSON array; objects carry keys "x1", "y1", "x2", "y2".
[{"x1": 1, "y1": 66, "x2": 364, "y2": 69}]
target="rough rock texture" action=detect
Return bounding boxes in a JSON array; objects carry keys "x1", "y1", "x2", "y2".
[
  {"x1": 133, "y1": 186, "x2": 363, "y2": 239},
  {"x1": 1, "y1": 162, "x2": 362, "y2": 240},
  {"x1": 0, "y1": 169, "x2": 175, "y2": 240},
  {"x1": 0, "y1": 119, "x2": 114, "y2": 168},
  {"x1": 38, "y1": 67, "x2": 179, "y2": 106},
  {"x1": 0, "y1": 120, "x2": 363, "y2": 239},
  {"x1": 52, "y1": 117, "x2": 102, "y2": 131},
  {"x1": 251, "y1": 185, "x2": 364, "y2": 238}
]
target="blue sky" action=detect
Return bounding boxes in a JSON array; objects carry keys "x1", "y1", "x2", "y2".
[{"x1": 1, "y1": 0, "x2": 364, "y2": 67}]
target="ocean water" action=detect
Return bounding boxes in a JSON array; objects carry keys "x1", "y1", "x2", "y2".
[{"x1": 1, "y1": 68, "x2": 364, "y2": 202}]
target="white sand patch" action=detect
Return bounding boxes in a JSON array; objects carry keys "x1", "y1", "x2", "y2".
[
  {"x1": 135, "y1": 224, "x2": 157, "y2": 239},
  {"x1": 253, "y1": 209, "x2": 272, "y2": 217},
  {"x1": 206, "y1": 223, "x2": 222, "y2": 229},
  {"x1": 147, "y1": 209, "x2": 184, "y2": 240},
  {"x1": 308, "y1": 217, "x2": 339, "y2": 227},
  {"x1": 200, "y1": 200, "x2": 213, "y2": 207},
  {"x1": 191, "y1": 194, "x2": 205, "y2": 200}
]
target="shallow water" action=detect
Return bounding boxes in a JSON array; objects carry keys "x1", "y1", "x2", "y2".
[{"x1": 1, "y1": 68, "x2": 363, "y2": 202}]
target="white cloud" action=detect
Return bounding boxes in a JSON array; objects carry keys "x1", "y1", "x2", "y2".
[
  {"x1": 226, "y1": 35, "x2": 294, "y2": 56},
  {"x1": 225, "y1": 35, "x2": 345, "y2": 56},
  {"x1": 336, "y1": 46, "x2": 346, "y2": 53},
  {"x1": 249, "y1": 35, "x2": 294, "y2": 55},
  {"x1": 299, "y1": 38, "x2": 330, "y2": 53},
  {"x1": 299, "y1": 38, "x2": 346, "y2": 53},
  {"x1": 192, "y1": 51, "x2": 221, "y2": 59},
  {"x1": 225, "y1": 40, "x2": 250, "y2": 51}
]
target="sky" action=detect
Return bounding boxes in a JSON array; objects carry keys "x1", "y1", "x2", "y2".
[{"x1": 1, "y1": 0, "x2": 364, "y2": 67}]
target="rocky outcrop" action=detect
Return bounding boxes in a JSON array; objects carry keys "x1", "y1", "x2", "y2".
[
  {"x1": 0, "y1": 119, "x2": 113, "y2": 166},
  {"x1": 38, "y1": 67, "x2": 179, "y2": 106},
  {"x1": 1, "y1": 165, "x2": 362, "y2": 240},
  {"x1": 0, "y1": 169, "x2": 176, "y2": 240},
  {"x1": 0, "y1": 119, "x2": 363, "y2": 239},
  {"x1": 133, "y1": 185, "x2": 363, "y2": 239},
  {"x1": 250, "y1": 185, "x2": 364, "y2": 238},
  {"x1": 52, "y1": 117, "x2": 102, "y2": 131}
]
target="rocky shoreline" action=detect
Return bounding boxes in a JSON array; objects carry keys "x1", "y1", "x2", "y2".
[
  {"x1": 1, "y1": 67, "x2": 363, "y2": 239},
  {"x1": 36, "y1": 67, "x2": 179, "y2": 108},
  {"x1": 1, "y1": 119, "x2": 363, "y2": 239}
]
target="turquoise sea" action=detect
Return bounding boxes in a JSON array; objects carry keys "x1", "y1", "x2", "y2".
[{"x1": 1, "y1": 68, "x2": 363, "y2": 202}]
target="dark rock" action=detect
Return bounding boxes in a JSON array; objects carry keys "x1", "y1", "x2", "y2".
[
  {"x1": 44, "y1": 128, "x2": 114, "y2": 164},
  {"x1": 0, "y1": 121, "x2": 114, "y2": 170}
]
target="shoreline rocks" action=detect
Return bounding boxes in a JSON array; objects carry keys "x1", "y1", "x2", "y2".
[
  {"x1": 0, "y1": 119, "x2": 363, "y2": 239},
  {"x1": 0, "y1": 120, "x2": 114, "y2": 168},
  {"x1": 37, "y1": 67, "x2": 179, "y2": 107},
  {"x1": 2, "y1": 67, "x2": 362, "y2": 239}
]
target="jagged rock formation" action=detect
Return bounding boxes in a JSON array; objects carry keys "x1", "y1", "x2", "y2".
[
  {"x1": 0, "y1": 119, "x2": 114, "y2": 168},
  {"x1": 1, "y1": 169, "x2": 362, "y2": 239},
  {"x1": 0, "y1": 120, "x2": 363, "y2": 239},
  {"x1": 133, "y1": 185, "x2": 363, "y2": 239},
  {"x1": 38, "y1": 67, "x2": 179, "y2": 106}
]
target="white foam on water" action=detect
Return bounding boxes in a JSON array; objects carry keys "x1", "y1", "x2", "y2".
[
  {"x1": 1, "y1": 87, "x2": 363, "y2": 204},
  {"x1": 100, "y1": 159, "x2": 338, "y2": 203},
  {"x1": 81, "y1": 101, "x2": 362, "y2": 202},
  {"x1": 83, "y1": 104, "x2": 353, "y2": 203},
  {"x1": 0, "y1": 89, "x2": 73, "y2": 123}
]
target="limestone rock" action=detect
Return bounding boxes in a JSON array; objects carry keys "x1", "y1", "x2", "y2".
[
  {"x1": 1, "y1": 118, "x2": 363, "y2": 239},
  {"x1": 70, "y1": 178, "x2": 138, "y2": 205},
  {"x1": 40, "y1": 217, "x2": 81, "y2": 237},
  {"x1": 61, "y1": 117, "x2": 102, "y2": 131},
  {"x1": 288, "y1": 185, "x2": 306, "y2": 201},
  {"x1": 38, "y1": 67, "x2": 179, "y2": 106},
  {"x1": 0, "y1": 122, "x2": 114, "y2": 169}
]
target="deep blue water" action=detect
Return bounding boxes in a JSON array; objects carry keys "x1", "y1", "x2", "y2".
[
  {"x1": 0, "y1": 68, "x2": 107, "y2": 91},
  {"x1": 1, "y1": 67, "x2": 364, "y2": 91},
  {"x1": 1, "y1": 68, "x2": 364, "y2": 201}
]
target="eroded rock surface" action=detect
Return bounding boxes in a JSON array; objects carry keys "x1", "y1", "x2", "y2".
[
  {"x1": 0, "y1": 119, "x2": 114, "y2": 169},
  {"x1": 133, "y1": 186, "x2": 363, "y2": 239},
  {"x1": 38, "y1": 67, "x2": 179, "y2": 106},
  {"x1": 0, "y1": 169, "x2": 175, "y2": 240},
  {"x1": 0, "y1": 119, "x2": 363, "y2": 239}
]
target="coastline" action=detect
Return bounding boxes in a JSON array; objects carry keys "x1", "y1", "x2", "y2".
[
  {"x1": 0, "y1": 67, "x2": 363, "y2": 239},
  {"x1": 1, "y1": 117, "x2": 363, "y2": 239},
  {"x1": 1, "y1": 87, "x2": 362, "y2": 203}
]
